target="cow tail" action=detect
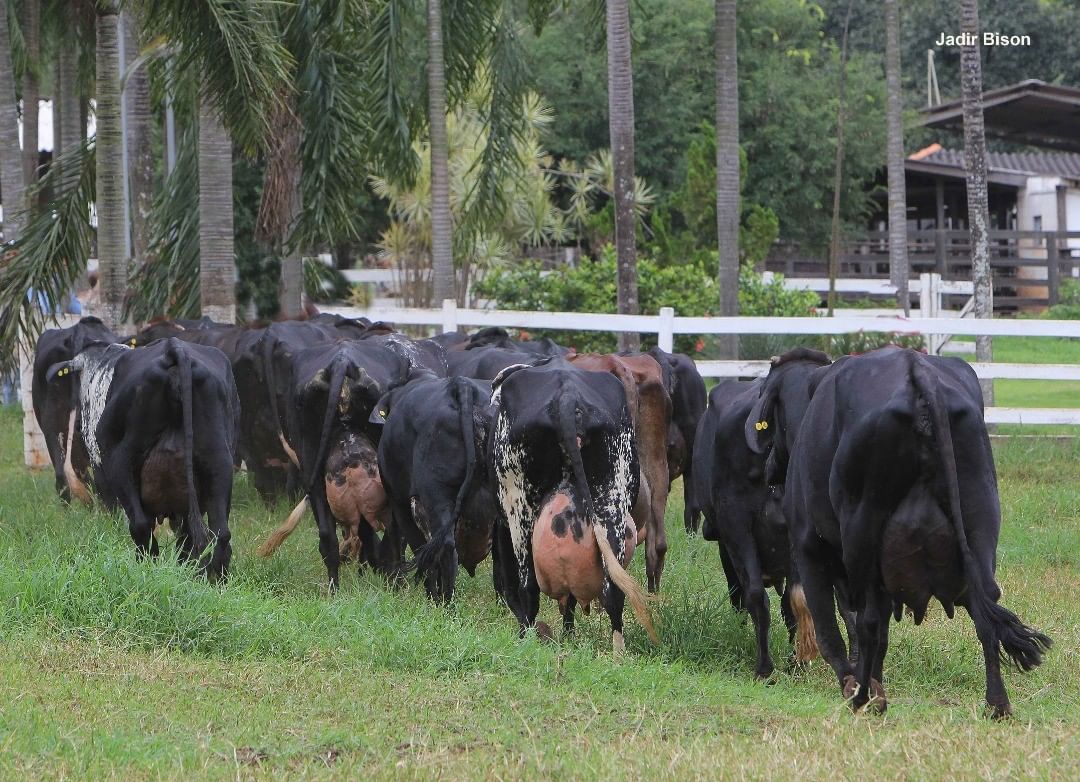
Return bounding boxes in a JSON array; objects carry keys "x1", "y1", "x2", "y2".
[
  {"x1": 261, "y1": 333, "x2": 299, "y2": 467},
  {"x1": 557, "y1": 389, "x2": 658, "y2": 644},
  {"x1": 593, "y1": 525, "x2": 659, "y2": 644},
  {"x1": 257, "y1": 496, "x2": 310, "y2": 557},
  {"x1": 172, "y1": 340, "x2": 208, "y2": 556},
  {"x1": 307, "y1": 358, "x2": 348, "y2": 492},
  {"x1": 910, "y1": 356, "x2": 1050, "y2": 671},
  {"x1": 788, "y1": 583, "x2": 819, "y2": 663},
  {"x1": 411, "y1": 379, "x2": 476, "y2": 579}
]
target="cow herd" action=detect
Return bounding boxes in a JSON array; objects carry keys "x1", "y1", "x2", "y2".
[{"x1": 31, "y1": 314, "x2": 1050, "y2": 718}]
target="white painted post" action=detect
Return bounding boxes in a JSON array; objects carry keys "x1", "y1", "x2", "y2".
[
  {"x1": 19, "y1": 340, "x2": 49, "y2": 470},
  {"x1": 441, "y1": 298, "x2": 458, "y2": 334},
  {"x1": 658, "y1": 307, "x2": 675, "y2": 353}
]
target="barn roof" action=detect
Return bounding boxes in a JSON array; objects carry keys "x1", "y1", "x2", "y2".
[
  {"x1": 919, "y1": 80, "x2": 1080, "y2": 153},
  {"x1": 907, "y1": 143, "x2": 1080, "y2": 184}
]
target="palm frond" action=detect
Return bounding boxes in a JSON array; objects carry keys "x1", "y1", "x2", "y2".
[
  {"x1": 0, "y1": 138, "x2": 95, "y2": 375},
  {"x1": 134, "y1": 0, "x2": 292, "y2": 152},
  {"x1": 361, "y1": 0, "x2": 422, "y2": 186},
  {"x1": 127, "y1": 124, "x2": 199, "y2": 322}
]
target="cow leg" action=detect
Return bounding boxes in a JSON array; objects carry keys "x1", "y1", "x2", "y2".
[
  {"x1": 795, "y1": 539, "x2": 853, "y2": 688},
  {"x1": 200, "y1": 467, "x2": 234, "y2": 583},
  {"x1": 562, "y1": 594, "x2": 577, "y2": 638},
  {"x1": 603, "y1": 581, "x2": 627, "y2": 657},
  {"x1": 851, "y1": 587, "x2": 889, "y2": 714},
  {"x1": 308, "y1": 490, "x2": 341, "y2": 592},
  {"x1": 646, "y1": 487, "x2": 669, "y2": 594},
  {"x1": 836, "y1": 583, "x2": 860, "y2": 666},
  {"x1": 727, "y1": 532, "x2": 774, "y2": 680},
  {"x1": 779, "y1": 585, "x2": 801, "y2": 669},
  {"x1": 719, "y1": 543, "x2": 745, "y2": 612},
  {"x1": 967, "y1": 605, "x2": 1013, "y2": 719},
  {"x1": 357, "y1": 520, "x2": 379, "y2": 571},
  {"x1": 491, "y1": 522, "x2": 523, "y2": 618}
]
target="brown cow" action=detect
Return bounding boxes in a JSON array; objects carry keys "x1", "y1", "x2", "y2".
[{"x1": 569, "y1": 352, "x2": 673, "y2": 592}]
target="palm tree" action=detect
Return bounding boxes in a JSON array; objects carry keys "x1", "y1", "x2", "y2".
[
  {"x1": 428, "y1": 0, "x2": 453, "y2": 305},
  {"x1": 21, "y1": 0, "x2": 41, "y2": 188},
  {"x1": 197, "y1": 101, "x2": 236, "y2": 323},
  {"x1": 959, "y1": 0, "x2": 992, "y2": 404},
  {"x1": 0, "y1": 2, "x2": 26, "y2": 244},
  {"x1": 715, "y1": 0, "x2": 738, "y2": 358},
  {"x1": 365, "y1": 0, "x2": 543, "y2": 307},
  {"x1": 607, "y1": 0, "x2": 639, "y2": 352},
  {"x1": 54, "y1": 3, "x2": 84, "y2": 160},
  {"x1": 885, "y1": 0, "x2": 909, "y2": 316},
  {"x1": 123, "y1": 10, "x2": 154, "y2": 266},
  {"x1": 827, "y1": 0, "x2": 853, "y2": 316},
  {"x1": 95, "y1": 0, "x2": 126, "y2": 330}
]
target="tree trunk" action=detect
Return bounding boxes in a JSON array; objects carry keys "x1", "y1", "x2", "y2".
[
  {"x1": 257, "y1": 98, "x2": 303, "y2": 319},
  {"x1": 959, "y1": 0, "x2": 992, "y2": 405},
  {"x1": 715, "y1": 0, "x2": 739, "y2": 358},
  {"x1": 21, "y1": 0, "x2": 39, "y2": 188},
  {"x1": 427, "y1": 0, "x2": 454, "y2": 306},
  {"x1": 0, "y1": 2, "x2": 25, "y2": 245},
  {"x1": 198, "y1": 99, "x2": 237, "y2": 323},
  {"x1": 608, "y1": 0, "x2": 640, "y2": 352},
  {"x1": 827, "y1": 1, "x2": 853, "y2": 317},
  {"x1": 95, "y1": 2, "x2": 126, "y2": 330},
  {"x1": 56, "y1": 11, "x2": 81, "y2": 158},
  {"x1": 885, "y1": 0, "x2": 909, "y2": 315},
  {"x1": 123, "y1": 11, "x2": 154, "y2": 266}
]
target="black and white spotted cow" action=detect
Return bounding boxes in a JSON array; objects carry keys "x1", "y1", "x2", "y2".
[
  {"x1": 47, "y1": 337, "x2": 240, "y2": 580},
  {"x1": 32, "y1": 316, "x2": 120, "y2": 502},
  {"x1": 488, "y1": 357, "x2": 657, "y2": 653},
  {"x1": 257, "y1": 340, "x2": 413, "y2": 590}
]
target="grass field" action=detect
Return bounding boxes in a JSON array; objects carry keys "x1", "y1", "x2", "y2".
[{"x1": 1, "y1": 404, "x2": 1078, "y2": 780}]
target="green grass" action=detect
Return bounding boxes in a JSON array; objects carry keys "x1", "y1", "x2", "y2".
[{"x1": 1, "y1": 404, "x2": 1079, "y2": 780}]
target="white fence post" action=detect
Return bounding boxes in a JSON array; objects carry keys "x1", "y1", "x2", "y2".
[
  {"x1": 658, "y1": 307, "x2": 675, "y2": 353},
  {"x1": 441, "y1": 298, "x2": 458, "y2": 334}
]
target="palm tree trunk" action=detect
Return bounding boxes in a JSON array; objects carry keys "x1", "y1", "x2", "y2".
[
  {"x1": 959, "y1": 0, "x2": 992, "y2": 405},
  {"x1": 0, "y1": 2, "x2": 25, "y2": 245},
  {"x1": 95, "y1": 2, "x2": 126, "y2": 330},
  {"x1": 56, "y1": 11, "x2": 82, "y2": 158},
  {"x1": 827, "y1": 0, "x2": 853, "y2": 317},
  {"x1": 885, "y1": 0, "x2": 909, "y2": 316},
  {"x1": 21, "y1": 0, "x2": 40, "y2": 188},
  {"x1": 608, "y1": 0, "x2": 640, "y2": 352},
  {"x1": 428, "y1": 0, "x2": 454, "y2": 306},
  {"x1": 198, "y1": 99, "x2": 237, "y2": 323},
  {"x1": 715, "y1": 0, "x2": 739, "y2": 358},
  {"x1": 123, "y1": 11, "x2": 154, "y2": 265}
]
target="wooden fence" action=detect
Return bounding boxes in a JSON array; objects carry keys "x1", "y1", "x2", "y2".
[{"x1": 766, "y1": 228, "x2": 1080, "y2": 309}]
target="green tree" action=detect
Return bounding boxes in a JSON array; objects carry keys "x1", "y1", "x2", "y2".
[{"x1": 715, "y1": 0, "x2": 739, "y2": 358}]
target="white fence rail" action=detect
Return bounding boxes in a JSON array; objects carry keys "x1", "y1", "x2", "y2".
[{"x1": 326, "y1": 296, "x2": 1080, "y2": 426}]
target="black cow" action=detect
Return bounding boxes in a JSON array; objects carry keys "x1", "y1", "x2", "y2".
[
  {"x1": 369, "y1": 374, "x2": 497, "y2": 602},
  {"x1": 783, "y1": 347, "x2": 1051, "y2": 716},
  {"x1": 47, "y1": 338, "x2": 240, "y2": 580},
  {"x1": 447, "y1": 345, "x2": 539, "y2": 380},
  {"x1": 133, "y1": 317, "x2": 247, "y2": 361},
  {"x1": 695, "y1": 348, "x2": 832, "y2": 679},
  {"x1": 459, "y1": 326, "x2": 568, "y2": 356},
  {"x1": 263, "y1": 340, "x2": 412, "y2": 589},
  {"x1": 32, "y1": 316, "x2": 120, "y2": 501},
  {"x1": 489, "y1": 357, "x2": 657, "y2": 652}
]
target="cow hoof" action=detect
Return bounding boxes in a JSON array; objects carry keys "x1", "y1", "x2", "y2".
[
  {"x1": 987, "y1": 702, "x2": 1013, "y2": 721},
  {"x1": 534, "y1": 621, "x2": 554, "y2": 643},
  {"x1": 754, "y1": 664, "x2": 776, "y2": 683},
  {"x1": 842, "y1": 674, "x2": 860, "y2": 706},
  {"x1": 612, "y1": 630, "x2": 625, "y2": 658},
  {"x1": 864, "y1": 679, "x2": 887, "y2": 715}
]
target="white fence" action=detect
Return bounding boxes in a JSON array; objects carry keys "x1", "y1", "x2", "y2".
[{"x1": 325, "y1": 294, "x2": 1080, "y2": 427}]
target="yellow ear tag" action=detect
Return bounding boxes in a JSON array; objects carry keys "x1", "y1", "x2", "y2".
[
  {"x1": 379, "y1": 410, "x2": 387, "y2": 418},
  {"x1": 129, "y1": 338, "x2": 137, "y2": 346},
  {"x1": 759, "y1": 420, "x2": 769, "y2": 430}
]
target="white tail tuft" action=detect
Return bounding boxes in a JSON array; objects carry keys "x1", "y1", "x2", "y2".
[
  {"x1": 593, "y1": 524, "x2": 659, "y2": 644},
  {"x1": 257, "y1": 496, "x2": 309, "y2": 557}
]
